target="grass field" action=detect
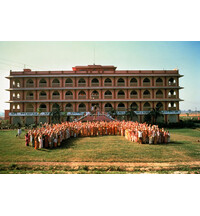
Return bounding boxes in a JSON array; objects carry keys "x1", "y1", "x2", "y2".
[{"x1": 0, "y1": 128, "x2": 200, "y2": 173}]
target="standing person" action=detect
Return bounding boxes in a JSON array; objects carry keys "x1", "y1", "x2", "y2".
[
  {"x1": 17, "y1": 128, "x2": 22, "y2": 138},
  {"x1": 167, "y1": 131, "x2": 170, "y2": 143},
  {"x1": 138, "y1": 129, "x2": 143, "y2": 144},
  {"x1": 25, "y1": 133, "x2": 29, "y2": 146},
  {"x1": 35, "y1": 134, "x2": 39, "y2": 150}
]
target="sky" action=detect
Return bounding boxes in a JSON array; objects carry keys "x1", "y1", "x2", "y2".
[{"x1": 0, "y1": 41, "x2": 199, "y2": 112}]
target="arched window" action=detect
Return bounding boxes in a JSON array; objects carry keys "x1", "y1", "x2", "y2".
[
  {"x1": 117, "y1": 90, "x2": 125, "y2": 99},
  {"x1": 26, "y1": 92, "x2": 34, "y2": 100},
  {"x1": 130, "y1": 102, "x2": 138, "y2": 111},
  {"x1": 65, "y1": 103, "x2": 73, "y2": 112},
  {"x1": 17, "y1": 93, "x2": 20, "y2": 99},
  {"x1": 26, "y1": 104, "x2": 34, "y2": 112},
  {"x1": 156, "y1": 90, "x2": 163, "y2": 98},
  {"x1": 65, "y1": 91, "x2": 73, "y2": 99},
  {"x1": 168, "y1": 89, "x2": 176, "y2": 98},
  {"x1": 13, "y1": 80, "x2": 20, "y2": 88},
  {"x1": 78, "y1": 78, "x2": 86, "y2": 86},
  {"x1": 17, "y1": 104, "x2": 20, "y2": 110},
  {"x1": 78, "y1": 90, "x2": 86, "y2": 99},
  {"x1": 91, "y1": 90, "x2": 99, "y2": 99},
  {"x1": 39, "y1": 91, "x2": 47, "y2": 99},
  {"x1": 169, "y1": 77, "x2": 176, "y2": 85},
  {"x1": 52, "y1": 79, "x2": 60, "y2": 87},
  {"x1": 65, "y1": 78, "x2": 73, "y2": 87},
  {"x1": 118, "y1": 102, "x2": 125, "y2": 111},
  {"x1": 143, "y1": 90, "x2": 150, "y2": 98},
  {"x1": 104, "y1": 78, "x2": 112, "y2": 86},
  {"x1": 118, "y1": 90, "x2": 125, "y2": 98},
  {"x1": 104, "y1": 103, "x2": 113, "y2": 112},
  {"x1": 39, "y1": 79, "x2": 47, "y2": 87},
  {"x1": 143, "y1": 102, "x2": 151, "y2": 111},
  {"x1": 104, "y1": 90, "x2": 112, "y2": 99},
  {"x1": 130, "y1": 90, "x2": 138, "y2": 98},
  {"x1": 143, "y1": 78, "x2": 150, "y2": 86},
  {"x1": 13, "y1": 105, "x2": 16, "y2": 110},
  {"x1": 91, "y1": 78, "x2": 99, "y2": 86},
  {"x1": 130, "y1": 78, "x2": 137, "y2": 86},
  {"x1": 78, "y1": 103, "x2": 86, "y2": 112},
  {"x1": 117, "y1": 78, "x2": 125, "y2": 86},
  {"x1": 168, "y1": 102, "x2": 176, "y2": 110},
  {"x1": 12, "y1": 93, "x2": 16, "y2": 98},
  {"x1": 156, "y1": 78, "x2": 163, "y2": 86},
  {"x1": 26, "y1": 79, "x2": 34, "y2": 87},
  {"x1": 52, "y1": 91, "x2": 60, "y2": 99},
  {"x1": 156, "y1": 102, "x2": 163, "y2": 110},
  {"x1": 52, "y1": 103, "x2": 60, "y2": 111},
  {"x1": 39, "y1": 104, "x2": 47, "y2": 112}
]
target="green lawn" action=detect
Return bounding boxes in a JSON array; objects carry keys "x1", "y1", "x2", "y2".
[{"x1": 0, "y1": 128, "x2": 200, "y2": 163}]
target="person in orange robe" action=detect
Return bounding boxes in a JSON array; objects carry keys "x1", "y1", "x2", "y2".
[
  {"x1": 114, "y1": 125, "x2": 118, "y2": 135},
  {"x1": 112, "y1": 125, "x2": 114, "y2": 135},
  {"x1": 34, "y1": 134, "x2": 39, "y2": 150}
]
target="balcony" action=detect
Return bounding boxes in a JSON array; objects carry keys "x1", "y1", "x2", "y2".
[
  {"x1": 130, "y1": 95, "x2": 138, "y2": 99},
  {"x1": 91, "y1": 95, "x2": 99, "y2": 99},
  {"x1": 104, "y1": 83, "x2": 112, "y2": 87},
  {"x1": 143, "y1": 83, "x2": 150, "y2": 86},
  {"x1": 143, "y1": 95, "x2": 150, "y2": 99},
  {"x1": 39, "y1": 83, "x2": 47, "y2": 87},
  {"x1": 117, "y1": 107, "x2": 126, "y2": 111},
  {"x1": 143, "y1": 108, "x2": 151, "y2": 111},
  {"x1": 91, "y1": 83, "x2": 99, "y2": 87},
  {"x1": 65, "y1": 108, "x2": 73, "y2": 112},
  {"x1": 78, "y1": 95, "x2": 86, "y2": 99},
  {"x1": 130, "y1": 83, "x2": 137, "y2": 87},
  {"x1": 105, "y1": 107, "x2": 112, "y2": 112},
  {"x1": 168, "y1": 107, "x2": 177, "y2": 111},
  {"x1": 65, "y1": 95, "x2": 73, "y2": 100},
  {"x1": 65, "y1": 83, "x2": 73, "y2": 87},
  {"x1": 156, "y1": 94, "x2": 163, "y2": 99},
  {"x1": 156, "y1": 83, "x2": 163, "y2": 86},
  {"x1": 52, "y1": 83, "x2": 60, "y2": 87},
  {"x1": 13, "y1": 109, "x2": 20, "y2": 112},
  {"x1": 26, "y1": 96, "x2": 34, "y2": 100},
  {"x1": 169, "y1": 83, "x2": 176, "y2": 86},
  {"x1": 78, "y1": 108, "x2": 86, "y2": 112},
  {"x1": 104, "y1": 95, "x2": 112, "y2": 99},
  {"x1": 26, "y1": 108, "x2": 34, "y2": 112},
  {"x1": 78, "y1": 83, "x2": 86, "y2": 87},
  {"x1": 168, "y1": 95, "x2": 176, "y2": 99},
  {"x1": 117, "y1": 95, "x2": 125, "y2": 99},
  {"x1": 117, "y1": 83, "x2": 125, "y2": 87},
  {"x1": 52, "y1": 95, "x2": 60, "y2": 100},
  {"x1": 26, "y1": 83, "x2": 34, "y2": 88},
  {"x1": 39, "y1": 96, "x2": 47, "y2": 100}
]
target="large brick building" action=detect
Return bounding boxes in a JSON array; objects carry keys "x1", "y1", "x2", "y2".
[{"x1": 6, "y1": 65, "x2": 183, "y2": 125}]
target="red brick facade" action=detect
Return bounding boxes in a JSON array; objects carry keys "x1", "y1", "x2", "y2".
[{"x1": 6, "y1": 65, "x2": 183, "y2": 124}]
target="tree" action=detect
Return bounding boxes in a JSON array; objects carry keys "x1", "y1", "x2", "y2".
[
  {"x1": 108, "y1": 108, "x2": 118, "y2": 119},
  {"x1": 125, "y1": 107, "x2": 137, "y2": 121},
  {"x1": 50, "y1": 107, "x2": 61, "y2": 124},
  {"x1": 144, "y1": 104, "x2": 163, "y2": 124}
]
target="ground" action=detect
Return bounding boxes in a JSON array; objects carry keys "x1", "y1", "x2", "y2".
[{"x1": 0, "y1": 128, "x2": 200, "y2": 173}]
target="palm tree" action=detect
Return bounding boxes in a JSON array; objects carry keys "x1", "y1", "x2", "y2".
[
  {"x1": 50, "y1": 107, "x2": 61, "y2": 124},
  {"x1": 108, "y1": 108, "x2": 118, "y2": 119},
  {"x1": 144, "y1": 104, "x2": 163, "y2": 124},
  {"x1": 125, "y1": 107, "x2": 137, "y2": 121}
]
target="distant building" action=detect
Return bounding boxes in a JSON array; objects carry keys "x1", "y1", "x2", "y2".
[{"x1": 5, "y1": 65, "x2": 183, "y2": 124}]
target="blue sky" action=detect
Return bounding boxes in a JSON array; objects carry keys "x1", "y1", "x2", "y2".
[{"x1": 0, "y1": 41, "x2": 199, "y2": 112}]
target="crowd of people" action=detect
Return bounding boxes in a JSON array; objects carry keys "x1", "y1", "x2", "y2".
[{"x1": 25, "y1": 121, "x2": 170, "y2": 149}]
